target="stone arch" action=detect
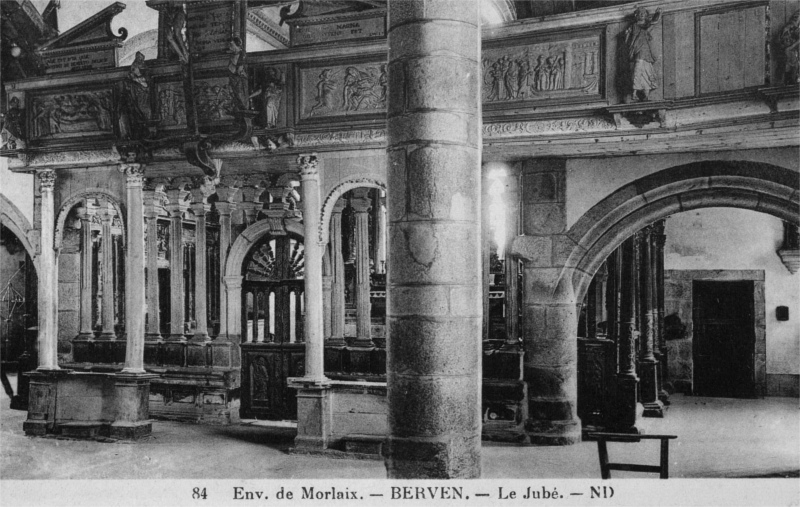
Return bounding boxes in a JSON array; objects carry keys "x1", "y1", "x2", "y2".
[
  {"x1": 54, "y1": 188, "x2": 126, "y2": 250},
  {"x1": 0, "y1": 193, "x2": 38, "y2": 272},
  {"x1": 564, "y1": 161, "x2": 800, "y2": 302},
  {"x1": 225, "y1": 218, "x2": 305, "y2": 278},
  {"x1": 318, "y1": 177, "x2": 386, "y2": 245}
]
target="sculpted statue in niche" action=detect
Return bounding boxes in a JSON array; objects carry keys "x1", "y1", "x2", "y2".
[
  {"x1": 624, "y1": 6, "x2": 662, "y2": 102},
  {"x1": 166, "y1": 3, "x2": 189, "y2": 65},
  {"x1": 780, "y1": 11, "x2": 800, "y2": 85},
  {"x1": 251, "y1": 67, "x2": 284, "y2": 128},
  {"x1": 1, "y1": 96, "x2": 25, "y2": 150},
  {"x1": 228, "y1": 37, "x2": 250, "y2": 112},
  {"x1": 120, "y1": 52, "x2": 152, "y2": 140}
]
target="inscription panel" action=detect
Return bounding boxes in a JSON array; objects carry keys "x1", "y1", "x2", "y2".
[
  {"x1": 482, "y1": 32, "x2": 603, "y2": 105},
  {"x1": 43, "y1": 49, "x2": 117, "y2": 74},
  {"x1": 188, "y1": 4, "x2": 235, "y2": 57},
  {"x1": 292, "y1": 15, "x2": 386, "y2": 46},
  {"x1": 299, "y1": 62, "x2": 387, "y2": 120}
]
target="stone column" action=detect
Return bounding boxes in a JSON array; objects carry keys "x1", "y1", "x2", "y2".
[
  {"x1": 76, "y1": 205, "x2": 96, "y2": 339},
  {"x1": 613, "y1": 236, "x2": 639, "y2": 433},
  {"x1": 375, "y1": 191, "x2": 386, "y2": 275},
  {"x1": 351, "y1": 189, "x2": 373, "y2": 348},
  {"x1": 639, "y1": 226, "x2": 663, "y2": 417},
  {"x1": 215, "y1": 192, "x2": 238, "y2": 339},
  {"x1": 328, "y1": 199, "x2": 346, "y2": 346},
  {"x1": 653, "y1": 219, "x2": 669, "y2": 404},
  {"x1": 297, "y1": 155, "x2": 326, "y2": 383},
  {"x1": 98, "y1": 206, "x2": 117, "y2": 340},
  {"x1": 503, "y1": 169, "x2": 520, "y2": 349},
  {"x1": 143, "y1": 194, "x2": 162, "y2": 341},
  {"x1": 223, "y1": 275, "x2": 243, "y2": 341},
  {"x1": 120, "y1": 164, "x2": 147, "y2": 374},
  {"x1": 190, "y1": 201, "x2": 211, "y2": 342},
  {"x1": 289, "y1": 154, "x2": 332, "y2": 452},
  {"x1": 37, "y1": 170, "x2": 59, "y2": 370},
  {"x1": 166, "y1": 190, "x2": 188, "y2": 341},
  {"x1": 385, "y1": 0, "x2": 482, "y2": 479}
]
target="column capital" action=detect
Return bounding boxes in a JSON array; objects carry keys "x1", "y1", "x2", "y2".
[
  {"x1": 190, "y1": 202, "x2": 211, "y2": 216},
  {"x1": 37, "y1": 169, "x2": 56, "y2": 190},
  {"x1": 190, "y1": 175, "x2": 217, "y2": 204},
  {"x1": 332, "y1": 197, "x2": 346, "y2": 214},
  {"x1": 215, "y1": 186, "x2": 241, "y2": 204},
  {"x1": 297, "y1": 154, "x2": 319, "y2": 179},
  {"x1": 98, "y1": 207, "x2": 117, "y2": 223},
  {"x1": 215, "y1": 200, "x2": 237, "y2": 216},
  {"x1": 223, "y1": 275, "x2": 243, "y2": 290},
  {"x1": 118, "y1": 163, "x2": 146, "y2": 185}
]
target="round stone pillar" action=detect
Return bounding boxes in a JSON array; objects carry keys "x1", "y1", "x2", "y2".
[
  {"x1": 98, "y1": 206, "x2": 117, "y2": 340},
  {"x1": 191, "y1": 202, "x2": 211, "y2": 341},
  {"x1": 120, "y1": 163, "x2": 147, "y2": 374},
  {"x1": 328, "y1": 200, "x2": 346, "y2": 346},
  {"x1": 143, "y1": 196, "x2": 162, "y2": 341},
  {"x1": 76, "y1": 205, "x2": 96, "y2": 339},
  {"x1": 350, "y1": 190, "x2": 373, "y2": 348},
  {"x1": 298, "y1": 154, "x2": 327, "y2": 383},
  {"x1": 385, "y1": 0, "x2": 482, "y2": 479},
  {"x1": 37, "y1": 170, "x2": 59, "y2": 370}
]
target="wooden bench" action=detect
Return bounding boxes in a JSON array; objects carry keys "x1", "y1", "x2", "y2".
[{"x1": 588, "y1": 432, "x2": 678, "y2": 479}]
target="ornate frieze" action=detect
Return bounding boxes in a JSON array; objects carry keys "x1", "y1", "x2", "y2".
[
  {"x1": 294, "y1": 128, "x2": 386, "y2": 147},
  {"x1": 482, "y1": 117, "x2": 615, "y2": 138},
  {"x1": 29, "y1": 89, "x2": 114, "y2": 140},
  {"x1": 482, "y1": 32, "x2": 602, "y2": 105},
  {"x1": 299, "y1": 62, "x2": 387, "y2": 119}
]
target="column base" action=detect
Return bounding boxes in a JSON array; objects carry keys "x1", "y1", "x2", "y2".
[
  {"x1": 352, "y1": 338, "x2": 374, "y2": 348},
  {"x1": 658, "y1": 389, "x2": 671, "y2": 406},
  {"x1": 191, "y1": 332, "x2": 210, "y2": 342},
  {"x1": 109, "y1": 420, "x2": 152, "y2": 440},
  {"x1": 96, "y1": 332, "x2": 117, "y2": 341},
  {"x1": 145, "y1": 333, "x2": 162, "y2": 342},
  {"x1": 524, "y1": 417, "x2": 582, "y2": 446},
  {"x1": 642, "y1": 400, "x2": 665, "y2": 418},
  {"x1": 384, "y1": 435, "x2": 482, "y2": 479},
  {"x1": 167, "y1": 334, "x2": 187, "y2": 341},
  {"x1": 288, "y1": 380, "x2": 332, "y2": 452},
  {"x1": 76, "y1": 332, "x2": 95, "y2": 340}
]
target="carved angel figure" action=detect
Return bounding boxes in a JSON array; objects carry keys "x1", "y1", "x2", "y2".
[{"x1": 625, "y1": 7, "x2": 661, "y2": 101}]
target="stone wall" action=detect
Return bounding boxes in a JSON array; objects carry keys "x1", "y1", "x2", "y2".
[
  {"x1": 664, "y1": 207, "x2": 799, "y2": 397},
  {"x1": 664, "y1": 269, "x2": 766, "y2": 396}
]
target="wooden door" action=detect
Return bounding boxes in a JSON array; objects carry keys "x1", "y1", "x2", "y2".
[
  {"x1": 240, "y1": 234, "x2": 305, "y2": 420},
  {"x1": 692, "y1": 280, "x2": 755, "y2": 398}
]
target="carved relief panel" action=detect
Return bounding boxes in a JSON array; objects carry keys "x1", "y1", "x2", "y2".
[
  {"x1": 157, "y1": 76, "x2": 239, "y2": 128},
  {"x1": 482, "y1": 31, "x2": 603, "y2": 107},
  {"x1": 28, "y1": 88, "x2": 115, "y2": 140},
  {"x1": 298, "y1": 60, "x2": 387, "y2": 121}
]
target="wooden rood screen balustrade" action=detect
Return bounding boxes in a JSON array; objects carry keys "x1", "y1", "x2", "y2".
[{"x1": 240, "y1": 234, "x2": 306, "y2": 420}]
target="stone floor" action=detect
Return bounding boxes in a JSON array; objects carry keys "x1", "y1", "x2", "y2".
[{"x1": 1, "y1": 373, "x2": 798, "y2": 480}]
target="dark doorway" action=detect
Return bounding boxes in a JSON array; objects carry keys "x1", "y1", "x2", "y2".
[
  {"x1": 240, "y1": 233, "x2": 306, "y2": 420},
  {"x1": 692, "y1": 280, "x2": 756, "y2": 398}
]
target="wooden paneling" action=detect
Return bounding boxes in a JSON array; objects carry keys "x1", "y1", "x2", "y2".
[
  {"x1": 699, "y1": 5, "x2": 767, "y2": 94},
  {"x1": 744, "y1": 6, "x2": 767, "y2": 88},
  {"x1": 675, "y1": 11, "x2": 696, "y2": 98},
  {"x1": 605, "y1": 22, "x2": 621, "y2": 104},
  {"x1": 699, "y1": 13, "x2": 720, "y2": 93},
  {"x1": 663, "y1": 13, "x2": 677, "y2": 98}
]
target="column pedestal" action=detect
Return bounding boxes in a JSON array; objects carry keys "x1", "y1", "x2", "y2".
[
  {"x1": 288, "y1": 380, "x2": 332, "y2": 452},
  {"x1": 640, "y1": 360, "x2": 664, "y2": 417},
  {"x1": 109, "y1": 373, "x2": 157, "y2": 440}
]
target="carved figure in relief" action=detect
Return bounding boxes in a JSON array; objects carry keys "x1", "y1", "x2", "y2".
[
  {"x1": 310, "y1": 69, "x2": 336, "y2": 115},
  {"x1": 780, "y1": 11, "x2": 800, "y2": 84},
  {"x1": 505, "y1": 56, "x2": 520, "y2": 99},
  {"x1": 166, "y1": 3, "x2": 189, "y2": 64},
  {"x1": 625, "y1": 7, "x2": 662, "y2": 101},
  {"x1": 228, "y1": 37, "x2": 250, "y2": 112},
  {"x1": 121, "y1": 52, "x2": 151, "y2": 139},
  {"x1": 1, "y1": 97, "x2": 25, "y2": 150}
]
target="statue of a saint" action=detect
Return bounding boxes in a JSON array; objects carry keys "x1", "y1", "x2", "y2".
[{"x1": 625, "y1": 7, "x2": 662, "y2": 101}]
